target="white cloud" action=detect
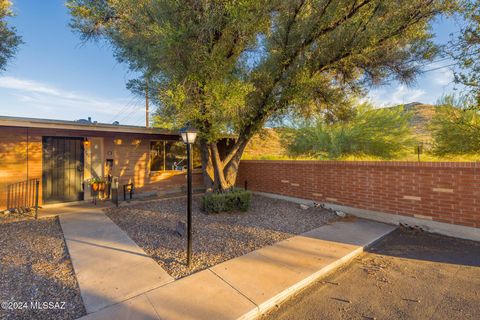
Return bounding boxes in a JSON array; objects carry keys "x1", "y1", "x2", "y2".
[
  {"x1": 367, "y1": 85, "x2": 426, "y2": 107},
  {"x1": 0, "y1": 76, "x2": 145, "y2": 124},
  {"x1": 424, "y1": 61, "x2": 455, "y2": 86},
  {"x1": 434, "y1": 68, "x2": 454, "y2": 86},
  {"x1": 0, "y1": 77, "x2": 63, "y2": 96}
]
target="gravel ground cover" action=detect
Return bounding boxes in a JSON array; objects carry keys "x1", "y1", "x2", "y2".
[
  {"x1": 0, "y1": 211, "x2": 36, "y2": 224},
  {"x1": 105, "y1": 194, "x2": 336, "y2": 279},
  {"x1": 0, "y1": 217, "x2": 86, "y2": 320}
]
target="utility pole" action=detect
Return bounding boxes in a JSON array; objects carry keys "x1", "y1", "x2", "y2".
[{"x1": 145, "y1": 78, "x2": 149, "y2": 128}]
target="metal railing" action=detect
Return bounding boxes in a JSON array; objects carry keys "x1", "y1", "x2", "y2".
[{"x1": 6, "y1": 178, "x2": 40, "y2": 219}]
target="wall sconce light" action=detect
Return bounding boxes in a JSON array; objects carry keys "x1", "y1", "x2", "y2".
[{"x1": 83, "y1": 138, "x2": 90, "y2": 147}]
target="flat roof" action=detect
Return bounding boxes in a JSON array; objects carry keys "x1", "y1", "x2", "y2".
[{"x1": 0, "y1": 115, "x2": 178, "y2": 136}]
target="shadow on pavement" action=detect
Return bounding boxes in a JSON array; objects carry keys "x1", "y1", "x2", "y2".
[{"x1": 366, "y1": 227, "x2": 480, "y2": 267}]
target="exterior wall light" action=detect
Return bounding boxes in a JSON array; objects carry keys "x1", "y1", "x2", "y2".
[{"x1": 180, "y1": 125, "x2": 198, "y2": 145}]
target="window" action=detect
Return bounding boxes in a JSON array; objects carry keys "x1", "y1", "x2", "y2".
[
  {"x1": 150, "y1": 140, "x2": 202, "y2": 172},
  {"x1": 150, "y1": 141, "x2": 185, "y2": 171}
]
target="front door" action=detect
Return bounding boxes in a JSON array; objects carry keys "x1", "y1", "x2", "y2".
[{"x1": 42, "y1": 137, "x2": 85, "y2": 204}]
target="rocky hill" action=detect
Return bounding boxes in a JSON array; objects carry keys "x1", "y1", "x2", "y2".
[{"x1": 388, "y1": 102, "x2": 437, "y2": 143}]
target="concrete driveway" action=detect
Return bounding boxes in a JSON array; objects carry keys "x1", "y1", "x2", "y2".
[{"x1": 262, "y1": 228, "x2": 480, "y2": 320}]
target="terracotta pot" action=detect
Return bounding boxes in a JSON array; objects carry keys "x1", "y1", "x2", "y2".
[
  {"x1": 98, "y1": 183, "x2": 106, "y2": 191},
  {"x1": 92, "y1": 183, "x2": 99, "y2": 192}
]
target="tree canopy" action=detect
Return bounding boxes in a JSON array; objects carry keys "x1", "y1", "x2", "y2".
[
  {"x1": 68, "y1": 0, "x2": 455, "y2": 190},
  {"x1": 0, "y1": 0, "x2": 21, "y2": 71},
  {"x1": 447, "y1": 0, "x2": 480, "y2": 103},
  {"x1": 431, "y1": 94, "x2": 480, "y2": 155},
  {"x1": 286, "y1": 103, "x2": 416, "y2": 159}
]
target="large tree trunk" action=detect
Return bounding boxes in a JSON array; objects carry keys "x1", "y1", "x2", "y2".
[
  {"x1": 210, "y1": 142, "x2": 230, "y2": 192},
  {"x1": 200, "y1": 136, "x2": 250, "y2": 193},
  {"x1": 223, "y1": 137, "x2": 249, "y2": 187},
  {"x1": 200, "y1": 138, "x2": 214, "y2": 191}
]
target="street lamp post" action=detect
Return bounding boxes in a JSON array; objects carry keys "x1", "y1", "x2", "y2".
[{"x1": 180, "y1": 125, "x2": 198, "y2": 267}]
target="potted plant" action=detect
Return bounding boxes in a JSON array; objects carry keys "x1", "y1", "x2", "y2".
[{"x1": 89, "y1": 177, "x2": 106, "y2": 192}]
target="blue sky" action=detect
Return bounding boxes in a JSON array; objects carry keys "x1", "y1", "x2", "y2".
[{"x1": 0, "y1": 1, "x2": 464, "y2": 125}]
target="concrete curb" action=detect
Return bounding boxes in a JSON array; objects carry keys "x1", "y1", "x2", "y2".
[
  {"x1": 77, "y1": 217, "x2": 396, "y2": 320},
  {"x1": 241, "y1": 224, "x2": 395, "y2": 319},
  {"x1": 251, "y1": 247, "x2": 363, "y2": 317}
]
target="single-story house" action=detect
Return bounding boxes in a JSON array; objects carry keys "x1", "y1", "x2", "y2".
[{"x1": 0, "y1": 116, "x2": 204, "y2": 210}]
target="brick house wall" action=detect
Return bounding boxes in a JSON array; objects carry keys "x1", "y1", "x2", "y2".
[
  {"x1": 103, "y1": 135, "x2": 203, "y2": 194},
  {"x1": 0, "y1": 127, "x2": 42, "y2": 209},
  {"x1": 237, "y1": 160, "x2": 480, "y2": 228},
  {"x1": 0, "y1": 126, "x2": 202, "y2": 210}
]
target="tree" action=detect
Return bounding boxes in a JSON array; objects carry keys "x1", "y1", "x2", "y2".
[
  {"x1": 431, "y1": 94, "x2": 480, "y2": 155},
  {"x1": 447, "y1": 1, "x2": 480, "y2": 104},
  {"x1": 286, "y1": 103, "x2": 416, "y2": 159},
  {"x1": 0, "y1": 0, "x2": 21, "y2": 71},
  {"x1": 68, "y1": 0, "x2": 454, "y2": 191}
]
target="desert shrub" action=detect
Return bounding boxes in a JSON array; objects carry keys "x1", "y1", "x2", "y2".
[
  {"x1": 431, "y1": 95, "x2": 480, "y2": 155},
  {"x1": 203, "y1": 188, "x2": 251, "y2": 213},
  {"x1": 287, "y1": 103, "x2": 416, "y2": 159}
]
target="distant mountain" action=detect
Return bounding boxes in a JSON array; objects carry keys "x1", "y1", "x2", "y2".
[
  {"x1": 243, "y1": 128, "x2": 288, "y2": 159},
  {"x1": 386, "y1": 102, "x2": 438, "y2": 143}
]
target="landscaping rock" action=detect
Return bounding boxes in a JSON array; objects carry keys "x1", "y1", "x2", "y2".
[
  {"x1": 175, "y1": 221, "x2": 186, "y2": 237},
  {"x1": 105, "y1": 195, "x2": 337, "y2": 279},
  {"x1": 335, "y1": 210, "x2": 347, "y2": 218},
  {"x1": 0, "y1": 217, "x2": 86, "y2": 320}
]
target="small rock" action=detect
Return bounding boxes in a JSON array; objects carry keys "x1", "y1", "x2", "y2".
[
  {"x1": 175, "y1": 221, "x2": 187, "y2": 237},
  {"x1": 299, "y1": 204, "x2": 310, "y2": 210},
  {"x1": 333, "y1": 297, "x2": 352, "y2": 303},
  {"x1": 335, "y1": 210, "x2": 347, "y2": 218}
]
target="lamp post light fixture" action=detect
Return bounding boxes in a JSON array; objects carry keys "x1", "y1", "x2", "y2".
[{"x1": 180, "y1": 125, "x2": 198, "y2": 267}]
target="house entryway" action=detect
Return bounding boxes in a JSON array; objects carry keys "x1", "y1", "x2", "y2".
[{"x1": 42, "y1": 136, "x2": 85, "y2": 204}]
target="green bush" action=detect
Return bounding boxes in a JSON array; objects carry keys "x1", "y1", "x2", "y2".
[
  {"x1": 202, "y1": 188, "x2": 251, "y2": 213},
  {"x1": 286, "y1": 103, "x2": 416, "y2": 159}
]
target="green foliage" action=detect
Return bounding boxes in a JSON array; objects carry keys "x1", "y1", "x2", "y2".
[
  {"x1": 88, "y1": 176, "x2": 106, "y2": 184},
  {"x1": 67, "y1": 0, "x2": 453, "y2": 140},
  {"x1": 0, "y1": 0, "x2": 22, "y2": 71},
  {"x1": 67, "y1": 0, "x2": 455, "y2": 189},
  {"x1": 287, "y1": 103, "x2": 416, "y2": 159},
  {"x1": 431, "y1": 95, "x2": 480, "y2": 155},
  {"x1": 203, "y1": 188, "x2": 251, "y2": 213},
  {"x1": 447, "y1": 1, "x2": 480, "y2": 104}
]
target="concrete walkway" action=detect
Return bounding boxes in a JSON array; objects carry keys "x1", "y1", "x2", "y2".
[
  {"x1": 59, "y1": 210, "x2": 174, "y2": 314},
  {"x1": 79, "y1": 219, "x2": 396, "y2": 320}
]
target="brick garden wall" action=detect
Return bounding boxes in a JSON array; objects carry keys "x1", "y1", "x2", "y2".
[{"x1": 237, "y1": 160, "x2": 480, "y2": 228}]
